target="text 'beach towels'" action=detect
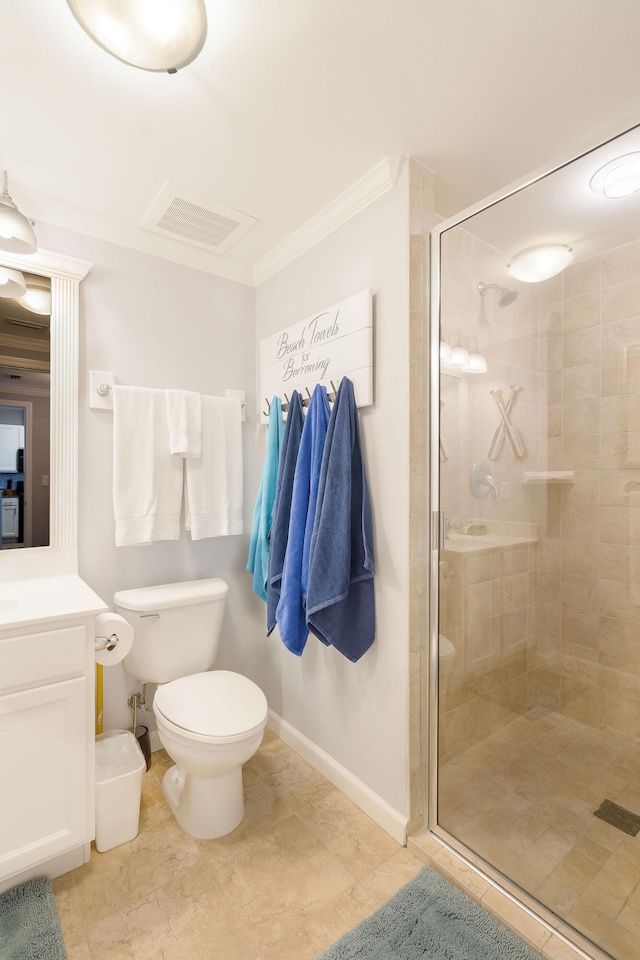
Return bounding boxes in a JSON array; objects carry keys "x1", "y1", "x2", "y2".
[
  {"x1": 307, "y1": 377, "x2": 375, "y2": 662},
  {"x1": 276, "y1": 384, "x2": 331, "y2": 655},
  {"x1": 266, "y1": 391, "x2": 305, "y2": 635},
  {"x1": 247, "y1": 396, "x2": 284, "y2": 601}
]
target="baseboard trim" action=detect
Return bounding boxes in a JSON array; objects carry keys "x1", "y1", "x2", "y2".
[
  {"x1": 267, "y1": 710, "x2": 407, "y2": 845},
  {"x1": 149, "y1": 730, "x2": 162, "y2": 753}
]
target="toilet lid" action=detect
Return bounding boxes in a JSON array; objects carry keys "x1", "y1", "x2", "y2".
[{"x1": 154, "y1": 671, "x2": 268, "y2": 740}]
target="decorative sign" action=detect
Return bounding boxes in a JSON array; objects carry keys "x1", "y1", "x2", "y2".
[{"x1": 259, "y1": 288, "x2": 373, "y2": 423}]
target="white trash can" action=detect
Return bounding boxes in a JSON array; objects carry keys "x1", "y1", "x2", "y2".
[{"x1": 95, "y1": 729, "x2": 146, "y2": 853}]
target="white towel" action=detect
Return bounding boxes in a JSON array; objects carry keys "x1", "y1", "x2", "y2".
[
  {"x1": 166, "y1": 389, "x2": 202, "y2": 459},
  {"x1": 112, "y1": 385, "x2": 183, "y2": 546},
  {"x1": 185, "y1": 396, "x2": 243, "y2": 539}
]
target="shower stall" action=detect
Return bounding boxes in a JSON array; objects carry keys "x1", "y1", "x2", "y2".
[{"x1": 429, "y1": 124, "x2": 640, "y2": 960}]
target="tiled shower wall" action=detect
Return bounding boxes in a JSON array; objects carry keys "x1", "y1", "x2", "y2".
[
  {"x1": 533, "y1": 239, "x2": 640, "y2": 739},
  {"x1": 437, "y1": 224, "x2": 542, "y2": 763},
  {"x1": 436, "y1": 223, "x2": 640, "y2": 763}
]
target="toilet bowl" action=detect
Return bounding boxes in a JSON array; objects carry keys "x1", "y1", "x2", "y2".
[
  {"x1": 114, "y1": 578, "x2": 268, "y2": 840},
  {"x1": 154, "y1": 671, "x2": 268, "y2": 839}
]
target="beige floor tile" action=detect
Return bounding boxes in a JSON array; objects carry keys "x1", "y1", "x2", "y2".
[
  {"x1": 601, "y1": 919, "x2": 640, "y2": 960},
  {"x1": 565, "y1": 898, "x2": 612, "y2": 943},
  {"x1": 535, "y1": 875, "x2": 581, "y2": 918},
  {"x1": 542, "y1": 933, "x2": 590, "y2": 960},
  {"x1": 261, "y1": 882, "x2": 382, "y2": 960},
  {"x1": 206, "y1": 814, "x2": 355, "y2": 951},
  {"x1": 72, "y1": 802, "x2": 201, "y2": 925},
  {"x1": 140, "y1": 768, "x2": 165, "y2": 810},
  {"x1": 616, "y1": 900, "x2": 640, "y2": 938},
  {"x1": 579, "y1": 877, "x2": 624, "y2": 921},
  {"x1": 85, "y1": 864, "x2": 259, "y2": 960},
  {"x1": 295, "y1": 788, "x2": 400, "y2": 879},
  {"x1": 247, "y1": 738, "x2": 335, "y2": 806},
  {"x1": 431, "y1": 847, "x2": 492, "y2": 900},
  {"x1": 358, "y1": 848, "x2": 425, "y2": 903},
  {"x1": 51, "y1": 872, "x2": 90, "y2": 959}
]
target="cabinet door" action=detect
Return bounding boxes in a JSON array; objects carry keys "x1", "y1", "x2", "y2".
[
  {"x1": 2, "y1": 499, "x2": 19, "y2": 538},
  {"x1": 0, "y1": 677, "x2": 89, "y2": 878},
  {"x1": 0, "y1": 425, "x2": 20, "y2": 472}
]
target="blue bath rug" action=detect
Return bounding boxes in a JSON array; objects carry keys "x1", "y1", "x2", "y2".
[
  {"x1": 0, "y1": 876, "x2": 67, "y2": 960},
  {"x1": 318, "y1": 867, "x2": 539, "y2": 960}
]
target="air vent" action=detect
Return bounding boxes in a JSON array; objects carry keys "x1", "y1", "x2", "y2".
[{"x1": 140, "y1": 183, "x2": 257, "y2": 254}]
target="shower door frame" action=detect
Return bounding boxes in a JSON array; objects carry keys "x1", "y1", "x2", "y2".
[{"x1": 426, "y1": 118, "x2": 640, "y2": 960}]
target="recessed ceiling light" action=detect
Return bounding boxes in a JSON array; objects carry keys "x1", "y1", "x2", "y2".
[
  {"x1": 507, "y1": 244, "x2": 573, "y2": 283},
  {"x1": 590, "y1": 152, "x2": 640, "y2": 198}
]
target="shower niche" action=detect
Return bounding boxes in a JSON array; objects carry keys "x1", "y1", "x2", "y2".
[{"x1": 431, "y1": 123, "x2": 640, "y2": 960}]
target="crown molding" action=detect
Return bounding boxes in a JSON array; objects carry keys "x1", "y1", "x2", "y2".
[
  {"x1": 0, "y1": 247, "x2": 92, "y2": 282},
  {"x1": 252, "y1": 156, "x2": 403, "y2": 286},
  {"x1": 0, "y1": 332, "x2": 49, "y2": 354},
  {"x1": 0, "y1": 383, "x2": 50, "y2": 398}
]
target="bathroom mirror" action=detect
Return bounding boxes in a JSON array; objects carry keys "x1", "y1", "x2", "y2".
[
  {"x1": 0, "y1": 272, "x2": 51, "y2": 549},
  {"x1": 0, "y1": 247, "x2": 91, "y2": 577}
]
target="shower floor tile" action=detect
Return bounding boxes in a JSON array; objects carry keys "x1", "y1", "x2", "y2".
[{"x1": 439, "y1": 709, "x2": 640, "y2": 958}]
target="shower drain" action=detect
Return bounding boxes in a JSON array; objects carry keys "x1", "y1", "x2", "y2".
[{"x1": 593, "y1": 799, "x2": 640, "y2": 836}]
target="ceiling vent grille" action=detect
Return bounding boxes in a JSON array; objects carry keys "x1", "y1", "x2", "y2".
[{"x1": 140, "y1": 183, "x2": 257, "y2": 254}]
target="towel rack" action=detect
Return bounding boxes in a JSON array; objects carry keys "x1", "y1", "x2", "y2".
[
  {"x1": 88, "y1": 370, "x2": 246, "y2": 420},
  {"x1": 262, "y1": 381, "x2": 339, "y2": 418}
]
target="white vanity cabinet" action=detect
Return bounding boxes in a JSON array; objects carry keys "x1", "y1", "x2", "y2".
[{"x1": 0, "y1": 576, "x2": 107, "y2": 892}]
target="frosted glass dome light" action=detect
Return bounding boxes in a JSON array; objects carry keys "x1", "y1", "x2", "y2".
[
  {"x1": 17, "y1": 283, "x2": 52, "y2": 316},
  {"x1": 0, "y1": 171, "x2": 37, "y2": 255},
  {"x1": 507, "y1": 244, "x2": 573, "y2": 283},
  {"x1": 0, "y1": 266, "x2": 26, "y2": 299},
  {"x1": 66, "y1": 0, "x2": 207, "y2": 73},
  {"x1": 590, "y1": 153, "x2": 640, "y2": 199}
]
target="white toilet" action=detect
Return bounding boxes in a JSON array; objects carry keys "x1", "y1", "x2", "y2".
[{"x1": 114, "y1": 578, "x2": 268, "y2": 840}]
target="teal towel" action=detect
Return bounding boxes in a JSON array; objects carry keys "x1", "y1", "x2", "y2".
[{"x1": 247, "y1": 397, "x2": 284, "y2": 601}]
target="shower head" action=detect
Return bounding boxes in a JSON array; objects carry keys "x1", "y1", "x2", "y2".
[{"x1": 478, "y1": 281, "x2": 518, "y2": 307}]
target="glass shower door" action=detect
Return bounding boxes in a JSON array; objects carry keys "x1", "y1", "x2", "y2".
[{"x1": 432, "y1": 123, "x2": 640, "y2": 960}]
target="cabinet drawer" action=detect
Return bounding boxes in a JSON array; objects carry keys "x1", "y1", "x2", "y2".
[{"x1": 0, "y1": 625, "x2": 87, "y2": 695}]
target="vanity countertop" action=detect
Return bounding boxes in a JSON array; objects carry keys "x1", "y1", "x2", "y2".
[{"x1": 0, "y1": 575, "x2": 107, "y2": 629}]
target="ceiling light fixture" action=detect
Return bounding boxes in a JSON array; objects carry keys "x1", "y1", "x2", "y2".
[
  {"x1": 0, "y1": 172, "x2": 37, "y2": 255},
  {"x1": 507, "y1": 244, "x2": 573, "y2": 283},
  {"x1": 66, "y1": 0, "x2": 208, "y2": 74},
  {"x1": 0, "y1": 266, "x2": 27, "y2": 299},
  {"x1": 590, "y1": 153, "x2": 640, "y2": 198},
  {"x1": 16, "y1": 283, "x2": 51, "y2": 316}
]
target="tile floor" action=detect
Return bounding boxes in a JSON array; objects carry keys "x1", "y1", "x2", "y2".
[
  {"x1": 53, "y1": 729, "x2": 428, "y2": 959},
  {"x1": 438, "y1": 708, "x2": 640, "y2": 960}
]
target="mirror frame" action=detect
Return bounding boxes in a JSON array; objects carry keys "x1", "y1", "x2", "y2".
[{"x1": 0, "y1": 247, "x2": 91, "y2": 578}]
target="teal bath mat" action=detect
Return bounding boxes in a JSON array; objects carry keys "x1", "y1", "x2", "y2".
[
  {"x1": 0, "y1": 876, "x2": 67, "y2": 960},
  {"x1": 318, "y1": 867, "x2": 539, "y2": 960}
]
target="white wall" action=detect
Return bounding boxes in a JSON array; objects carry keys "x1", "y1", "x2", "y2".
[
  {"x1": 37, "y1": 222, "x2": 261, "y2": 732},
  {"x1": 253, "y1": 169, "x2": 411, "y2": 815}
]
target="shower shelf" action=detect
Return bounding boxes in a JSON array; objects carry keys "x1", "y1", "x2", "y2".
[{"x1": 521, "y1": 471, "x2": 574, "y2": 484}]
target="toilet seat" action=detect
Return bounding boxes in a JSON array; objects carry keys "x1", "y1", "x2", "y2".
[{"x1": 154, "y1": 670, "x2": 268, "y2": 745}]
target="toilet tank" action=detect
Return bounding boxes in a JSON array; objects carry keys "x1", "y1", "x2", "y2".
[{"x1": 114, "y1": 578, "x2": 228, "y2": 684}]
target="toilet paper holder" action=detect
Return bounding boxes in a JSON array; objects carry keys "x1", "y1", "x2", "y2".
[{"x1": 95, "y1": 633, "x2": 119, "y2": 653}]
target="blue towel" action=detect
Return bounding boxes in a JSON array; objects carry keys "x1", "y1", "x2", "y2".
[
  {"x1": 276, "y1": 384, "x2": 331, "y2": 655},
  {"x1": 247, "y1": 397, "x2": 283, "y2": 601},
  {"x1": 307, "y1": 377, "x2": 375, "y2": 662},
  {"x1": 266, "y1": 391, "x2": 304, "y2": 634}
]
